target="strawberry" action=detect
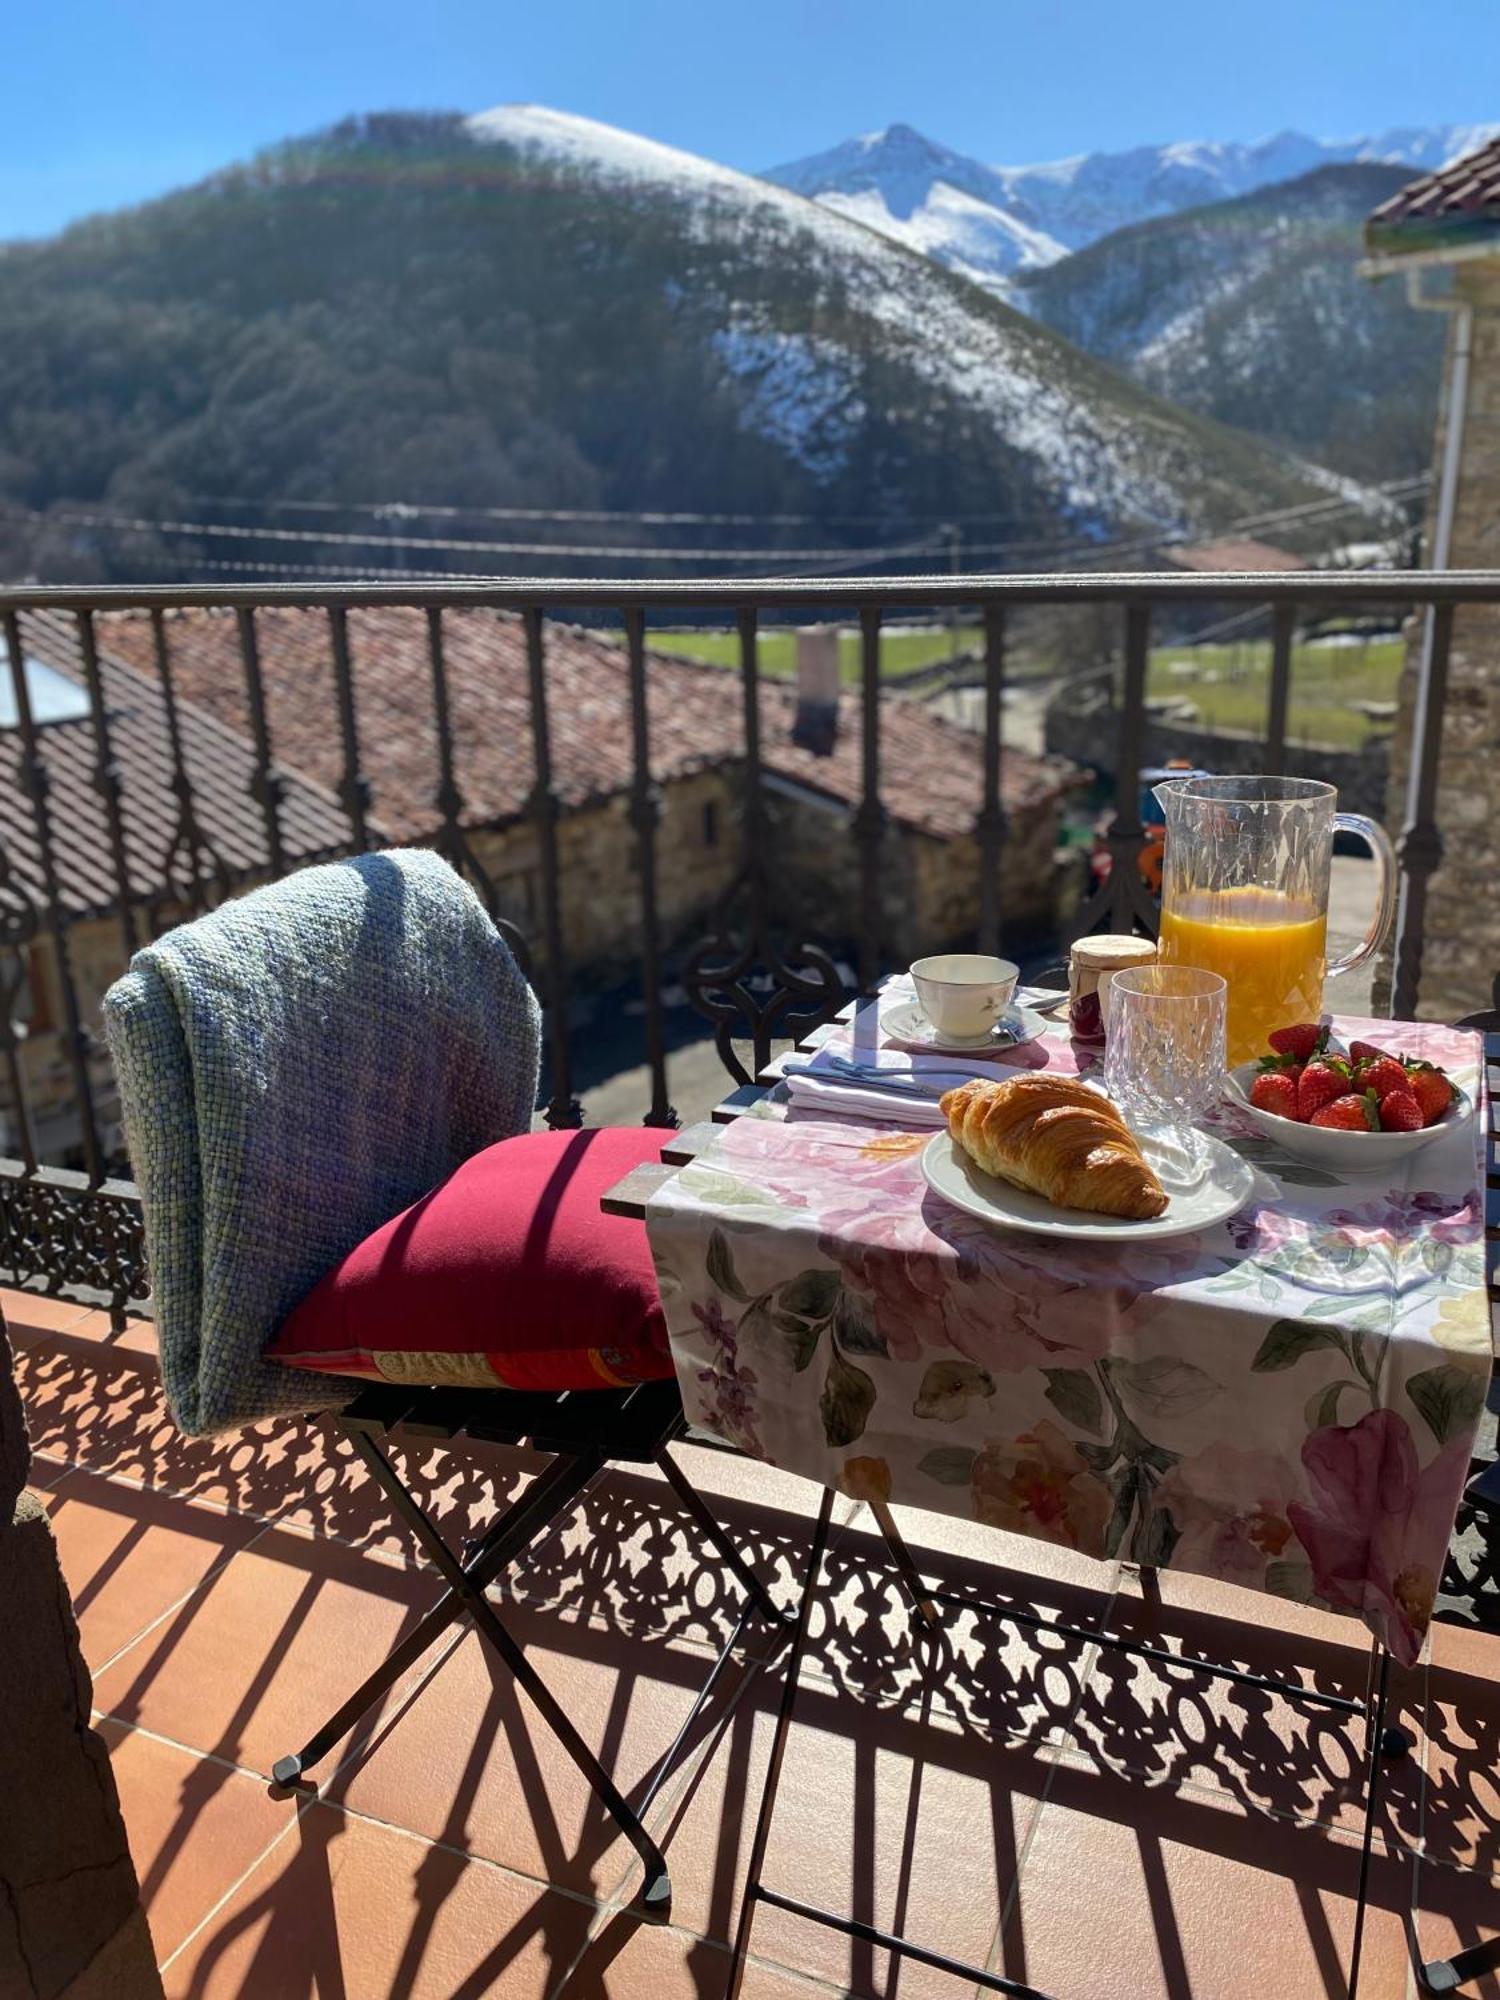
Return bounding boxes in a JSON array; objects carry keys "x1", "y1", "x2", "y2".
[
  {"x1": 1297, "y1": 1057, "x2": 1349, "y2": 1122},
  {"x1": 1348, "y1": 1039, "x2": 1391, "y2": 1067},
  {"x1": 1353, "y1": 1055, "x2": 1409, "y2": 1101},
  {"x1": 1250, "y1": 1070, "x2": 1300, "y2": 1120},
  {"x1": 1404, "y1": 1062, "x2": 1456, "y2": 1128},
  {"x1": 1310, "y1": 1091, "x2": 1378, "y2": 1131},
  {"x1": 1269, "y1": 1023, "x2": 1327, "y2": 1063},
  {"x1": 1378, "y1": 1088, "x2": 1423, "y2": 1132}
]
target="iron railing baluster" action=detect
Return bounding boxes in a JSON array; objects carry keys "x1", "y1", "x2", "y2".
[
  {"x1": 524, "y1": 607, "x2": 582, "y2": 1129},
  {"x1": 1265, "y1": 601, "x2": 1294, "y2": 777},
  {"x1": 0, "y1": 942, "x2": 38, "y2": 1175},
  {"x1": 3, "y1": 610, "x2": 104, "y2": 1183},
  {"x1": 1392, "y1": 601, "x2": 1454, "y2": 1018},
  {"x1": 624, "y1": 607, "x2": 675, "y2": 1127},
  {"x1": 855, "y1": 606, "x2": 886, "y2": 993},
  {"x1": 76, "y1": 610, "x2": 138, "y2": 963},
  {"x1": 1071, "y1": 599, "x2": 1157, "y2": 938},
  {"x1": 327, "y1": 607, "x2": 372, "y2": 851},
  {"x1": 236, "y1": 608, "x2": 287, "y2": 879},
  {"x1": 421, "y1": 609, "x2": 529, "y2": 965},
  {"x1": 151, "y1": 610, "x2": 228, "y2": 915},
  {"x1": 975, "y1": 604, "x2": 1006, "y2": 956}
]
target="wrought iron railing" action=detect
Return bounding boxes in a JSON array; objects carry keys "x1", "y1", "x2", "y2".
[{"x1": 0, "y1": 568, "x2": 1492, "y2": 1316}]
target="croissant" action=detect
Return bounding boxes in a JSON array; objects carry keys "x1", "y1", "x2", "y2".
[{"x1": 940, "y1": 1074, "x2": 1168, "y2": 1220}]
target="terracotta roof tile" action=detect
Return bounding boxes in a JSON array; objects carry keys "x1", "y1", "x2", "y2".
[
  {"x1": 97, "y1": 608, "x2": 1080, "y2": 847},
  {"x1": 1164, "y1": 537, "x2": 1305, "y2": 573},
  {"x1": 0, "y1": 611, "x2": 355, "y2": 927},
  {"x1": 1366, "y1": 135, "x2": 1500, "y2": 256}
]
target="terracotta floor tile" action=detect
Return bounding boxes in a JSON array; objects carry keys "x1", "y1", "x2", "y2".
[
  {"x1": 24, "y1": 1451, "x2": 73, "y2": 1488},
  {"x1": 45, "y1": 1468, "x2": 266, "y2": 1670},
  {"x1": 329, "y1": 1595, "x2": 763, "y2": 1906},
  {"x1": 1404, "y1": 1621, "x2": 1500, "y2": 1881},
  {"x1": 90, "y1": 1519, "x2": 451, "y2": 1781},
  {"x1": 158, "y1": 1802, "x2": 597, "y2": 1999},
  {"x1": 793, "y1": 1518, "x2": 1110, "y2": 1749},
  {"x1": 870, "y1": 1495, "x2": 1125, "y2": 1604},
  {"x1": 1066, "y1": 1561, "x2": 1389, "y2": 1841},
  {"x1": 0, "y1": 1286, "x2": 99, "y2": 1337},
  {"x1": 641, "y1": 1663, "x2": 1046, "y2": 1998},
  {"x1": 1316, "y1": 1845, "x2": 1500, "y2": 2000},
  {"x1": 100, "y1": 1718, "x2": 296, "y2": 1964},
  {"x1": 996, "y1": 1753, "x2": 1393, "y2": 2000},
  {"x1": 553, "y1": 1913, "x2": 847, "y2": 1997}
]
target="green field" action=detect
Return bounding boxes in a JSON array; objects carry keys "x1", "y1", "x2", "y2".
[
  {"x1": 642, "y1": 625, "x2": 982, "y2": 682},
  {"x1": 640, "y1": 625, "x2": 1404, "y2": 748},
  {"x1": 1145, "y1": 636, "x2": 1404, "y2": 749}
]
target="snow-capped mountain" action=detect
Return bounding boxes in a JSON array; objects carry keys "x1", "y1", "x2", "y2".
[
  {"x1": 766, "y1": 121, "x2": 1500, "y2": 288},
  {"x1": 454, "y1": 106, "x2": 1361, "y2": 538},
  {"x1": 756, "y1": 123, "x2": 1066, "y2": 291}
]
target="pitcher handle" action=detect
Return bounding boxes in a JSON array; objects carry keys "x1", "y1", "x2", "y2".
[{"x1": 1326, "y1": 812, "x2": 1397, "y2": 982}]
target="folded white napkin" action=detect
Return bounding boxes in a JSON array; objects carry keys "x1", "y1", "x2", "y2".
[{"x1": 770, "y1": 1044, "x2": 1002, "y2": 1127}]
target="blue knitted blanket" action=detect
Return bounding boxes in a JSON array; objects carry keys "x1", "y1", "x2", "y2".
[{"x1": 104, "y1": 849, "x2": 541, "y2": 1435}]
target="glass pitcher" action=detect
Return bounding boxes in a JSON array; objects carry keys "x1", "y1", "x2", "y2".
[{"x1": 1154, "y1": 776, "x2": 1396, "y2": 1067}]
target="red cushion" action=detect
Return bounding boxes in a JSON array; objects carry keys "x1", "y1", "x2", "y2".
[{"x1": 267, "y1": 1127, "x2": 674, "y2": 1392}]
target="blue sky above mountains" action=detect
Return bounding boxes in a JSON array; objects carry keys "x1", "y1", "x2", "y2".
[{"x1": 3, "y1": 0, "x2": 1497, "y2": 240}]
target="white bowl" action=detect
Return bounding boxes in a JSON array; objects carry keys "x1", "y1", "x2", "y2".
[{"x1": 1223, "y1": 1061, "x2": 1471, "y2": 1175}]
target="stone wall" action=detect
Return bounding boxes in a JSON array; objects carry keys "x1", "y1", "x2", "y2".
[
  {"x1": 1044, "y1": 670, "x2": 1391, "y2": 821},
  {"x1": 0, "y1": 1311, "x2": 162, "y2": 1997},
  {"x1": 760, "y1": 779, "x2": 1068, "y2": 963},
  {"x1": 1379, "y1": 257, "x2": 1500, "y2": 1020},
  {"x1": 470, "y1": 767, "x2": 743, "y2": 981}
]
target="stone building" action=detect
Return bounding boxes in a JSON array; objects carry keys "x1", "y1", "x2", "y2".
[
  {"x1": 1365, "y1": 139, "x2": 1500, "y2": 1017},
  {"x1": 2, "y1": 606, "x2": 1080, "y2": 1163}
]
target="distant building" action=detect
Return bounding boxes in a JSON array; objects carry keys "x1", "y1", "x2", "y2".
[
  {"x1": 1365, "y1": 135, "x2": 1500, "y2": 1015},
  {"x1": 4, "y1": 608, "x2": 1081, "y2": 1162}
]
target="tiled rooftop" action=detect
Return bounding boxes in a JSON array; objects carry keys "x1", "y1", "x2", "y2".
[
  {"x1": 89, "y1": 606, "x2": 1079, "y2": 846},
  {"x1": 1366, "y1": 134, "x2": 1500, "y2": 258},
  {"x1": 11, "y1": 1285, "x2": 1500, "y2": 1999}
]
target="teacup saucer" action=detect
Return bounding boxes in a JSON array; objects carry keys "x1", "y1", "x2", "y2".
[{"x1": 882, "y1": 999, "x2": 1047, "y2": 1053}]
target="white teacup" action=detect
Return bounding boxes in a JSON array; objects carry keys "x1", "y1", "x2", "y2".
[{"x1": 909, "y1": 953, "x2": 1019, "y2": 1044}]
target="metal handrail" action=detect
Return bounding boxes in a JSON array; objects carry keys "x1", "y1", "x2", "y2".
[{"x1": 4, "y1": 568, "x2": 1500, "y2": 611}]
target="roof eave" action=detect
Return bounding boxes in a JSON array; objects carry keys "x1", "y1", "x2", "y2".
[{"x1": 1361, "y1": 218, "x2": 1500, "y2": 276}]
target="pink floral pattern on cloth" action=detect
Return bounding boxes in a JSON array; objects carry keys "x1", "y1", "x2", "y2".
[{"x1": 646, "y1": 1009, "x2": 1491, "y2": 1665}]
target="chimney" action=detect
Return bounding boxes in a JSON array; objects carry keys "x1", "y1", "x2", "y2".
[{"x1": 792, "y1": 625, "x2": 840, "y2": 756}]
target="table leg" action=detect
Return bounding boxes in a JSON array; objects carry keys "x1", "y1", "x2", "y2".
[{"x1": 724, "y1": 1486, "x2": 835, "y2": 2000}]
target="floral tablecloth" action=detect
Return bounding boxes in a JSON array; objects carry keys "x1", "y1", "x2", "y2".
[{"x1": 645, "y1": 1000, "x2": 1492, "y2": 1665}]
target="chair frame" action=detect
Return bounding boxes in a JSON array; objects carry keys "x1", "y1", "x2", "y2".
[{"x1": 270, "y1": 1376, "x2": 786, "y2": 1917}]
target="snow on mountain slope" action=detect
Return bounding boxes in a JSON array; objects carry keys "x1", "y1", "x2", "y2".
[
  {"x1": 766, "y1": 124, "x2": 1065, "y2": 290},
  {"x1": 462, "y1": 104, "x2": 1361, "y2": 536},
  {"x1": 767, "y1": 120, "x2": 1500, "y2": 275}
]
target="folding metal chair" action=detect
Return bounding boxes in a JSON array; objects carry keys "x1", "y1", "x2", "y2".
[{"x1": 270, "y1": 1376, "x2": 784, "y2": 1917}]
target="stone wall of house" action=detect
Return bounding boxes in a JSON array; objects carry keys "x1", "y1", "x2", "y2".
[
  {"x1": 0, "y1": 1312, "x2": 162, "y2": 1997},
  {"x1": 1379, "y1": 257, "x2": 1500, "y2": 1020},
  {"x1": 469, "y1": 767, "x2": 743, "y2": 981},
  {"x1": 1045, "y1": 672, "x2": 1390, "y2": 820},
  {"x1": 760, "y1": 783, "x2": 1068, "y2": 963}
]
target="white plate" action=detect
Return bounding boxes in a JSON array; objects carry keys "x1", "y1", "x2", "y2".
[
  {"x1": 883, "y1": 999, "x2": 1048, "y2": 1053},
  {"x1": 1224, "y1": 1061, "x2": 1472, "y2": 1175},
  {"x1": 920, "y1": 1128, "x2": 1256, "y2": 1241}
]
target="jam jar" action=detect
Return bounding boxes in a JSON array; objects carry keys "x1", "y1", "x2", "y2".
[{"x1": 1068, "y1": 934, "x2": 1158, "y2": 1043}]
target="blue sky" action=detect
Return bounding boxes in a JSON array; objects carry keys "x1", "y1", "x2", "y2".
[{"x1": 4, "y1": 0, "x2": 1497, "y2": 240}]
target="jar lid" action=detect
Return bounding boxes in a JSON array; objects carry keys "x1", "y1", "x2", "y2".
[{"x1": 1070, "y1": 933, "x2": 1158, "y2": 972}]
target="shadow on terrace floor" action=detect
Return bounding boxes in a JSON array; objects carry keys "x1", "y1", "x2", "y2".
[{"x1": 13, "y1": 1297, "x2": 1500, "y2": 1998}]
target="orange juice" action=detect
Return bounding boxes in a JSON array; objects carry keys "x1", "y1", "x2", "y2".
[{"x1": 1158, "y1": 887, "x2": 1327, "y2": 1065}]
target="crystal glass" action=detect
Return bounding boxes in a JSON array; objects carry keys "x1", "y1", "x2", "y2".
[{"x1": 1103, "y1": 964, "x2": 1227, "y2": 1170}]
